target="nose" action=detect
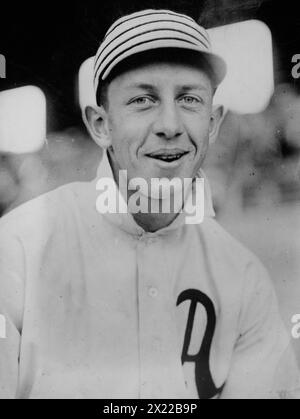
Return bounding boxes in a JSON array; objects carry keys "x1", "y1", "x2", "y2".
[{"x1": 152, "y1": 101, "x2": 183, "y2": 140}]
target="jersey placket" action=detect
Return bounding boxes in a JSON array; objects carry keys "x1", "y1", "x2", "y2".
[{"x1": 135, "y1": 233, "x2": 189, "y2": 399}]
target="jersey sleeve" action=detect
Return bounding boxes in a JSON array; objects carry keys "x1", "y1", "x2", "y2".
[
  {"x1": 0, "y1": 224, "x2": 25, "y2": 399},
  {"x1": 220, "y1": 258, "x2": 300, "y2": 399}
]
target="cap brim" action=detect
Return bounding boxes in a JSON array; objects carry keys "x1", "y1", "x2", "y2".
[
  {"x1": 200, "y1": 51, "x2": 227, "y2": 87},
  {"x1": 169, "y1": 45, "x2": 227, "y2": 87},
  {"x1": 97, "y1": 43, "x2": 227, "y2": 91}
]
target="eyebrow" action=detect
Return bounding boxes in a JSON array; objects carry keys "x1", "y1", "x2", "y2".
[
  {"x1": 180, "y1": 84, "x2": 209, "y2": 92},
  {"x1": 124, "y1": 83, "x2": 157, "y2": 92},
  {"x1": 125, "y1": 83, "x2": 209, "y2": 92}
]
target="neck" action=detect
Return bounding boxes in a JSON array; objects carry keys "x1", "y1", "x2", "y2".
[
  {"x1": 107, "y1": 150, "x2": 183, "y2": 232},
  {"x1": 132, "y1": 213, "x2": 179, "y2": 233},
  {"x1": 128, "y1": 192, "x2": 180, "y2": 233}
]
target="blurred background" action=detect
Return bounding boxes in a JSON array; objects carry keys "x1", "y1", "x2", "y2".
[{"x1": 0, "y1": 0, "x2": 300, "y2": 365}]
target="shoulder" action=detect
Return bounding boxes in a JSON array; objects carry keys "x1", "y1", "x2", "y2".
[
  {"x1": 200, "y1": 217, "x2": 267, "y2": 273},
  {"x1": 198, "y1": 220, "x2": 285, "y2": 348},
  {"x1": 0, "y1": 181, "x2": 94, "y2": 240},
  {"x1": 198, "y1": 218, "x2": 275, "y2": 302}
]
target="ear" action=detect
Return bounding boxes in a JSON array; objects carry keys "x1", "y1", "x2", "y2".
[
  {"x1": 84, "y1": 105, "x2": 112, "y2": 149},
  {"x1": 209, "y1": 105, "x2": 225, "y2": 144}
]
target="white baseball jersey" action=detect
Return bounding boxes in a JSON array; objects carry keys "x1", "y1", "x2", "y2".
[{"x1": 0, "y1": 151, "x2": 298, "y2": 399}]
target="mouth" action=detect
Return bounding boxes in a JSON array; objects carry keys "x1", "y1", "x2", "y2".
[{"x1": 145, "y1": 149, "x2": 189, "y2": 163}]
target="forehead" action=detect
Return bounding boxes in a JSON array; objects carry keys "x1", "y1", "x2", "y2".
[{"x1": 108, "y1": 61, "x2": 213, "y2": 94}]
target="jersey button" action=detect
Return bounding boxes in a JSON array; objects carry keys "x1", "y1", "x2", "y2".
[{"x1": 148, "y1": 287, "x2": 158, "y2": 298}]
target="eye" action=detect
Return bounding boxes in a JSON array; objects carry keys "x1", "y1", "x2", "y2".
[
  {"x1": 179, "y1": 95, "x2": 203, "y2": 108},
  {"x1": 129, "y1": 96, "x2": 156, "y2": 108}
]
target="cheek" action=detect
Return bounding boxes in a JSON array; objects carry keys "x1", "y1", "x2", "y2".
[
  {"x1": 186, "y1": 117, "x2": 210, "y2": 151},
  {"x1": 108, "y1": 121, "x2": 142, "y2": 166},
  {"x1": 110, "y1": 115, "x2": 149, "y2": 151}
]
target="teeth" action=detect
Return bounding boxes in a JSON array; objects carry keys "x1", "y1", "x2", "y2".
[{"x1": 151, "y1": 154, "x2": 183, "y2": 161}]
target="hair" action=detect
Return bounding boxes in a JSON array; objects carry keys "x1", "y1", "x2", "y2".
[
  {"x1": 96, "y1": 48, "x2": 217, "y2": 108},
  {"x1": 97, "y1": 79, "x2": 110, "y2": 109}
]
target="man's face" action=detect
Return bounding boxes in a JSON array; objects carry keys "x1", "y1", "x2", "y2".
[{"x1": 98, "y1": 62, "x2": 218, "y2": 186}]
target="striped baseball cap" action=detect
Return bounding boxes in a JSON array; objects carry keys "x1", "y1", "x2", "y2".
[{"x1": 93, "y1": 9, "x2": 227, "y2": 94}]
